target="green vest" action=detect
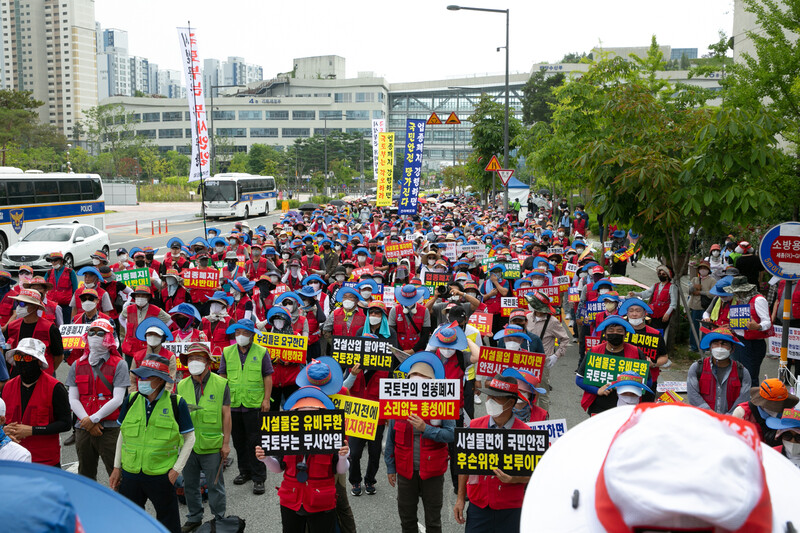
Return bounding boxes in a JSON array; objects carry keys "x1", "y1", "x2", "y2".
[
  {"x1": 223, "y1": 343, "x2": 267, "y2": 408},
  {"x1": 177, "y1": 373, "x2": 227, "y2": 454},
  {"x1": 120, "y1": 392, "x2": 183, "y2": 476}
]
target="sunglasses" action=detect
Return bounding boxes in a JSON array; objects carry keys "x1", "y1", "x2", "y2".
[
  {"x1": 13, "y1": 353, "x2": 34, "y2": 362},
  {"x1": 783, "y1": 432, "x2": 800, "y2": 443},
  {"x1": 87, "y1": 330, "x2": 106, "y2": 337}
]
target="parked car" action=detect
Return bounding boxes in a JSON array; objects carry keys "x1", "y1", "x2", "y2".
[{"x1": 1, "y1": 223, "x2": 110, "y2": 272}]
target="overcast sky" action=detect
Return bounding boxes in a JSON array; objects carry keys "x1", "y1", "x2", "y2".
[{"x1": 96, "y1": 0, "x2": 735, "y2": 82}]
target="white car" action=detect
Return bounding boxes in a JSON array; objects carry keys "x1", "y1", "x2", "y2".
[{"x1": 1, "y1": 223, "x2": 110, "y2": 272}]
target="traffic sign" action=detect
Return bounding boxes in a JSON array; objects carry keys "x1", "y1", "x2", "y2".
[
  {"x1": 497, "y1": 169, "x2": 514, "y2": 186},
  {"x1": 484, "y1": 155, "x2": 501, "y2": 172},
  {"x1": 445, "y1": 112, "x2": 461, "y2": 125},
  {"x1": 426, "y1": 112, "x2": 442, "y2": 125},
  {"x1": 759, "y1": 221, "x2": 800, "y2": 280}
]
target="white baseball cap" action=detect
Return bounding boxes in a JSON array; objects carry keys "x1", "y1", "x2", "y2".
[
  {"x1": 522, "y1": 403, "x2": 800, "y2": 532},
  {"x1": 6, "y1": 337, "x2": 48, "y2": 369}
]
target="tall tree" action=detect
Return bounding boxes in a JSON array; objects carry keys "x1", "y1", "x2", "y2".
[
  {"x1": 520, "y1": 70, "x2": 566, "y2": 126},
  {"x1": 0, "y1": 89, "x2": 43, "y2": 166},
  {"x1": 80, "y1": 103, "x2": 139, "y2": 175}
]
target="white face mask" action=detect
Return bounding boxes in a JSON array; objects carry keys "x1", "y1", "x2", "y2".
[
  {"x1": 92, "y1": 259, "x2": 101, "y2": 266},
  {"x1": 118, "y1": 254, "x2": 128, "y2": 262},
  {"x1": 628, "y1": 317, "x2": 644, "y2": 327},
  {"x1": 146, "y1": 335, "x2": 162, "y2": 347},
  {"x1": 87, "y1": 335, "x2": 105, "y2": 353},
  {"x1": 504, "y1": 340, "x2": 521, "y2": 351},
  {"x1": 604, "y1": 302, "x2": 617, "y2": 312},
  {"x1": 428, "y1": 259, "x2": 436, "y2": 266},
  {"x1": 282, "y1": 253, "x2": 290, "y2": 260},
  {"x1": 711, "y1": 251, "x2": 720, "y2": 257},
  {"x1": 360, "y1": 290, "x2": 372, "y2": 299},
  {"x1": 188, "y1": 360, "x2": 206, "y2": 376},
  {"x1": 532, "y1": 278, "x2": 544, "y2": 287},
  {"x1": 336, "y1": 275, "x2": 345, "y2": 282},
  {"x1": 358, "y1": 256, "x2": 367, "y2": 265},
  {"x1": 342, "y1": 299, "x2": 355, "y2": 310},
  {"x1": 290, "y1": 266, "x2": 299, "y2": 276},
  {"x1": 309, "y1": 282, "x2": 321, "y2": 290},
  {"x1": 216, "y1": 245, "x2": 225, "y2": 252},
  {"x1": 783, "y1": 439, "x2": 800, "y2": 457},
  {"x1": 236, "y1": 334, "x2": 251, "y2": 347},
  {"x1": 135, "y1": 297, "x2": 149, "y2": 308},
  {"x1": 81, "y1": 300, "x2": 97, "y2": 313},
  {"x1": 439, "y1": 347, "x2": 456, "y2": 358},
  {"x1": 231, "y1": 289, "x2": 241, "y2": 301},
  {"x1": 598, "y1": 288, "x2": 610, "y2": 295},
  {"x1": 369, "y1": 315, "x2": 382, "y2": 326},
  {"x1": 534, "y1": 314, "x2": 546, "y2": 322},
  {"x1": 210, "y1": 303, "x2": 224, "y2": 315},
  {"x1": 84, "y1": 282, "x2": 96, "y2": 289},
  {"x1": 617, "y1": 394, "x2": 640, "y2": 406},
  {"x1": 15, "y1": 305, "x2": 28, "y2": 318},
  {"x1": 485, "y1": 398, "x2": 506, "y2": 418},
  {"x1": 711, "y1": 347, "x2": 731, "y2": 360},
  {"x1": 273, "y1": 318, "x2": 287, "y2": 330}
]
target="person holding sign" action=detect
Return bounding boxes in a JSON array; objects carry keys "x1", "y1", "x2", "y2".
[
  {"x1": 384, "y1": 352, "x2": 455, "y2": 533},
  {"x1": 597, "y1": 371, "x2": 653, "y2": 408},
  {"x1": 501, "y1": 368, "x2": 548, "y2": 423},
  {"x1": 620, "y1": 298, "x2": 669, "y2": 396},
  {"x1": 481, "y1": 264, "x2": 511, "y2": 336},
  {"x1": 266, "y1": 307, "x2": 308, "y2": 411},
  {"x1": 591, "y1": 291, "x2": 621, "y2": 336},
  {"x1": 297, "y1": 285, "x2": 326, "y2": 360},
  {"x1": 66, "y1": 288, "x2": 113, "y2": 366},
  {"x1": 390, "y1": 284, "x2": 432, "y2": 355},
  {"x1": 323, "y1": 287, "x2": 366, "y2": 342},
  {"x1": 453, "y1": 374, "x2": 531, "y2": 533},
  {"x1": 686, "y1": 326, "x2": 750, "y2": 415},
  {"x1": 524, "y1": 291, "x2": 570, "y2": 411},
  {"x1": 225, "y1": 276, "x2": 255, "y2": 323},
  {"x1": 176, "y1": 343, "x2": 231, "y2": 532},
  {"x1": 576, "y1": 317, "x2": 651, "y2": 416},
  {"x1": 722, "y1": 276, "x2": 773, "y2": 383},
  {"x1": 255, "y1": 386, "x2": 350, "y2": 533}
]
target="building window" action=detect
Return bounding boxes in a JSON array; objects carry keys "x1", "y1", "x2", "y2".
[
  {"x1": 378, "y1": 92, "x2": 385, "y2": 103},
  {"x1": 320, "y1": 110, "x2": 342, "y2": 120},
  {"x1": 137, "y1": 129, "x2": 156, "y2": 139},
  {"x1": 316, "y1": 128, "x2": 341, "y2": 136},
  {"x1": 142, "y1": 112, "x2": 160, "y2": 122},
  {"x1": 212, "y1": 110, "x2": 235, "y2": 121},
  {"x1": 346, "y1": 110, "x2": 369, "y2": 121},
  {"x1": 162, "y1": 111, "x2": 182, "y2": 122},
  {"x1": 356, "y1": 92, "x2": 374, "y2": 103},
  {"x1": 282, "y1": 128, "x2": 310, "y2": 138},
  {"x1": 372, "y1": 110, "x2": 384, "y2": 119},
  {"x1": 292, "y1": 110, "x2": 315, "y2": 120},
  {"x1": 264, "y1": 110, "x2": 289, "y2": 120},
  {"x1": 158, "y1": 129, "x2": 182, "y2": 139},
  {"x1": 250, "y1": 127, "x2": 278, "y2": 138},
  {"x1": 185, "y1": 111, "x2": 191, "y2": 120},
  {"x1": 217, "y1": 128, "x2": 246, "y2": 138},
  {"x1": 334, "y1": 92, "x2": 352, "y2": 103},
  {"x1": 346, "y1": 128, "x2": 371, "y2": 137},
  {"x1": 238, "y1": 110, "x2": 262, "y2": 120}
]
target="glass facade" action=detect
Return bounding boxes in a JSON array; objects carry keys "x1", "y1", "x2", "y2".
[
  {"x1": 162, "y1": 111, "x2": 183, "y2": 122},
  {"x1": 239, "y1": 110, "x2": 263, "y2": 120},
  {"x1": 346, "y1": 110, "x2": 369, "y2": 121},
  {"x1": 292, "y1": 110, "x2": 316, "y2": 120},
  {"x1": 158, "y1": 128, "x2": 183, "y2": 139},
  {"x1": 264, "y1": 110, "x2": 289, "y2": 120},
  {"x1": 212, "y1": 110, "x2": 236, "y2": 121},
  {"x1": 282, "y1": 128, "x2": 310, "y2": 138},
  {"x1": 250, "y1": 127, "x2": 279, "y2": 138},
  {"x1": 142, "y1": 112, "x2": 160, "y2": 123},
  {"x1": 217, "y1": 128, "x2": 247, "y2": 138},
  {"x1": 320, "y1": 110, "x2": 342, "y2": 120}
]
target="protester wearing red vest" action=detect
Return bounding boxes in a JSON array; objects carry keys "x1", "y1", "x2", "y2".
[
  {"x1": 391, "y1": 284, "x2": 431, "y2": 353},
  {"x1": 454, "y1": 374, "x2": 531, "y2": 533},
  {"x1": 687, "y1": 326, "x2": 750, "y2": 415},
  {"x1": 158, "y1": 269, "x2": 191, "y2": 313},
  {"x1": 630, "y1": 265, "x2": 677, "y2": 334},
  {"x1": 24, "y1": 275, "x2": 61, "y2": 325},
  {"x1": 244, "y1": 245, "x2": 269, "y2": 282},
  {"x1": 66, "y1": 288, "x2": 113, "y2": 366},
  {"x1": 201, "y1": 291, "x2": 234, "y2": 367},
  {"x1": 501, "y1": 367, "x2": 549, "y2": 423},
  {"x1": 732, "y1": 377, "x2": 799, "y2": 447},
  {"x1": 119, "y1": 286, "x2": 171, "y2": 364},
  {"x1": 725, "y1": 276, "x2": 774, "y2": 384},
  {"x1": 385, "y1": 352, "x2": 454, "y2": 533},
  {"x1": 619, "y1": 298, "x2": 669, "y2": 400},
  {"x1": 45, "y1": 252, "x2": 79, "y2": 323},
  {"x1": 256, "y1": 386, "x2": 350, "y2": 533},
  {"x1": 0, "y1": 270, "x2": 19, "y2": 327},
  {"x1": 66, "y1": 319, "x2": 130, "y2": 479},
  {"x1": 5, "y1": 288, "x2": 63, "y2": 375},
  {"x1": 480, "y1": 264, "x2": 510, "y2": 335},
  {"x1": 323, "y1": 288, "x2": 366, "y2": 341},
  {"x1": 2, "y1": 337, "x2": 70, "y2": 466}
]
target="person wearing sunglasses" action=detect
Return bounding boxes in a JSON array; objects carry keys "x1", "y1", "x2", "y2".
[{"x1": 1, "y1": 337, "x2": 70, "y2": 466}]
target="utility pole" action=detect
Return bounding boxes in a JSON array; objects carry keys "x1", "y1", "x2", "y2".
[{"x1": 360, "y1": 136, "x2": 365, "y2": 196}]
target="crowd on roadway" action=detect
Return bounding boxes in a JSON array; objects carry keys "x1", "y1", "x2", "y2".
[{"x1": 1, "y1": 192, "x2": 799, "y2": 533}]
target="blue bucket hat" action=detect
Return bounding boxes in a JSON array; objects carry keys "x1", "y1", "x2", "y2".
[
  {"x1": 283, "y1": 386, "x2": 336, "y2": 410},
  {"x1": 606, "y1": 370, "x2": 653, "y2": 395},
  {"x1": 428, "y1": 323, "x2": 468, "y2": 351},
  {"x1": 206, "y1": 291, "x2": 233, "y2": 306},
  {"x1": 394, "y1": 284, "x2": 424, "y2": 307},
  {"x1": 514, "y1": 278, "x2": 534, "y2": 290},
  {"x1": 593, "y1": 278, "x2": 615, "y2": 291},
  {"x1": 226, "y1": 276, "x2": 255, "y2": 293},
  {"x1": 765, "y1": 408, "x2": 800, "y2": 432},
  {"x1": 618, "y1": 298, "x2": 653, "y2": 316},
  {"x1": 710, "y1": 277, "x2": 733, "y2": 298},
  {"x1": 131, "y1": 353, "x2": 174, "y2": 383},
  {"x1": 597, "y1": 293, "x2": 622, "y2": 303},
  {"x1": 206, "y1": 227, "x2": 221, "y2": 238},
  {"x1": 266, "y1": 306, "x2": 291, "y2": 323},
  {"x1": 167, "y1": 237, "x2": 184, "y2": 249},
  {"x1": 168, "y1": 303, "x2": 201, "y2": 324},
  {"x1": 135, "y1": 317, "x2": 174, "y2": 342},
  {"x1": 397, "y1": 351, "x2": 446, "y2": 379},
  {"x1": 612, "y1": 230, "x2": 626, "y2": 239},
  {"x1": 77, "y1": 266, "x2": 103, "y2": 279},
  {"x1": 501, "y1": 367, "x2": 546, "y2": 395},
  {"x1": 296, "y1": 357, "x2": 343, "y2": 396},
  {"x1": 353, "y1": 247, "x2": 371, "y2": 258},
  {"x1": 488, "y1": 263, "x2": 506, "y2": 274},
  {"x1": 493, "y1": 326, "x2": 533, "y2": 342},
  {"x1": 275, "y1": 292, "x2": 302, "y2": 306},
  {"x1": 596, "y1": 316, "x2": 635, "y2": 334},
  {"x1": 189, "y1": 237, "x2": 210, "y2": 249},
  {"x1": 209, "y1": 237, "x2": 227, "y2": 249},
  {"x1": 699, "y1": 326, "x2": 744, "y2": 350},
  {"x1": 302, "y1": 275, "x2": 326, "y2": 287},
  {"x1": 296, "y1": 285, "x2": 321, "y2": 299},
  {"x1": 335, "y1": 287, "x2": 364, "y2": 303},
  {"x1": 225, "y1": 318, "x2": 257, "y2": 335},
  {"x1": 356, "y1": 279, "x2": 379, "y2": 293}
]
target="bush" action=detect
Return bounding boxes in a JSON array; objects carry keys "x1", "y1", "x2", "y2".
[
  {"x1": 310, "y1": 195, "x2": 335, "y2": 205},
  {"x1": 287, "y1": 199, "x2": 301, "y2": 209},
  {"x1": 138, "y1": 183, "x2": 200, "y2": 202}
]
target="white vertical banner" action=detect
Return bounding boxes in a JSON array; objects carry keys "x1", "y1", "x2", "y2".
[
  {"x1": 177, "y1": 27, "x2": 210, "y2": 183},
  {"x1": 371, "y1": 118, "x2": 386, "y2": 181}
]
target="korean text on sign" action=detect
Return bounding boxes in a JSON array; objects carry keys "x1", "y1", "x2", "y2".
[
  {"x1": 331, "y1": 394, "x2": 380, "y2": 441},
  {"x1": 331, "y1": 336, "x2": 394, "y2": 370},
  {"x1": 376, "y1": 132, "x2": 395, "y2": 207},
  {"x1": 454, "y1": 427, "x2": 548, "y2": 475},
  {"x1": 259, "y1": 410, "x2": 345, "y2": 455},
  {"x1": 423, "y1": 272, "x2": 451, "y2": 290},
  {"x1": 255, "y1": 331, "x2": 307, "y2": 364},
  {"x1": 182, "y1": 268, "x2": 220, "y2": 289},
  {"x1": 768, "y1": 326, "x2": 800, "y2": 360},
  {"x1": 59, "y1": 324, "x2": 89, "y2": 350},
  {"x1": 467, "y1": 312, "x2": 493, "y2": 336},
  {"x1": 117, "y1": 268, "x2": 151, "y2": 288},
  {"x1": 585, "y1": 300, "x2": 604, "y2": 321},
  {"x1": 378, "y1": 378, "x2": 460, "y2": 420},
  {"x1": 384, "y1": 241, "x2": 414, "y2": 263},
  {"x1": 527, "y1": 419, "x2": 568, "y2": 447},
  {"x1": 624, "y1": 331, "x2": 661, "y2": 362},
  {"x1": 583, "y1": 352, "x2": 650, "y2": 387},
  {"x1": 729, "y1": 304, "x2": 750, "y2": 332},
  {"x1": 476, "y1": 346, "x2": 545, "y2": 379},
  {"x1": 500, "y1": 296, "x2": 518, "y2": 317},
  {"x1": 398, "y1": 119, "x2": 426, "y2": 216}
]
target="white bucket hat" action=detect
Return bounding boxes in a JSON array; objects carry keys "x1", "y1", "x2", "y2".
[{"x1": 7, "y1": 337, "x2": 48, "y2": 369}]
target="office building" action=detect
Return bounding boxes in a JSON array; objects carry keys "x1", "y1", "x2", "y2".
[
  {"x1": 671, "y1": 47, "x2": 698, "y2": 61},
  {"x1": 130, "y1": 55, "x2": 150, "y2": 96}
]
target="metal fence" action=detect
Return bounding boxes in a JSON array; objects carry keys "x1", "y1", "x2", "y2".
[{"x1": 104, "y1": 183, "x2": 138, "y2": 206}]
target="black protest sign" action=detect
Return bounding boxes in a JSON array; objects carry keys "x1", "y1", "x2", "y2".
[
  {"x1": 259, "y1": 410, "x2": 345, "y2": 455},
  {"x1": 454, "y1": 427, "x2": 548, "y2": 475},
  {"x1": 331, "y1": 336, "x2": 394, "y2": 370}
]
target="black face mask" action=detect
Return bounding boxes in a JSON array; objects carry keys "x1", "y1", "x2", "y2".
[
  {"x1": 323, "y1": 244, "x2": 331, "y2": 250},
  {"x1": 199, "y1": 261, "x2": 209, "y2": 268},
  {"x1": 227, "y1": 261, "x2": 237, "y2": 270},
  {"x1": 135, "y1": 261, "x2": 145, "y2": 268},
  {"x1": 369, "y1": 247, "x2": 377, "y2": 253},
  {"x1": 17, "y1": 361, "x2": 42, "y2": 383},
  {"x1": 305, "y1": 248, "x2": 314, "y2": 255},
  {"x1": 174, "y1": 316, "x2": 188, "y2": 329},
  {"x1": 658, "y1": 274, "x2": 669, "y2": 282},
  {"x1": 606, "y1": 333, "x2": 625, "y2": 347}
]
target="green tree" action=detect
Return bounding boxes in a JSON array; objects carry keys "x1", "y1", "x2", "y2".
[
  {"x1": 68, "y1": 146, "x2": 92, "y2": 173},
  {"x1": 0, "y1": 89, "x2": 43, "y2": 166},
  {"x1": 164, "y1": 150, "x2": 190, "y2": 177},
  {"x1": 80, "y1": 103, "x2": 139, "y2": 175},
  {"x1": 442, "y1": 164, "x2": 469, "y2": 193},
  {"x1": 227, "y1": 152, "x2": 249, "y2": 173},
  {"x1": 520, "y1": 70, "x2": 566, "y2": 126},
  {"x1": 247, "y1": 144, "x2": 286, "y2": 176},
  {"x1": 679, "y1": 53, "x2": 690, "y2": 70}
]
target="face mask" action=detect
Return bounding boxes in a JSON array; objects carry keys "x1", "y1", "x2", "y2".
[
  {"x1": 579, "y1": 272, "x2": 587, "y2": 279},
  {"x1": 783, "y1": 439, "x2": 800, "y2": 457},
  {"x1": 439, "y1": 348, "x2": 456, "y2": 358},
  {"x1": 512, "y1": 403, "x2": 532, "y2": 422},
  {"x1": 92, "y1": 259, "x2": 101, "y2": 266},
  {"x1": 606, "y1": 333, "x2": 625, "y2": 347},
  {"x1": 229, "y1": 240, "x2": 237, "y2": 247},
  {"x1": 335, "y1": 245, "x2": 342, "y2": 251},
  {"x1": 711, "y1": 251, "x2": 720, "y2": 257},
  {"x1": 360, "y1": 290, "x2": 372, "y2": 299},
  {"x1": 84, "y1": 282, "x2": 96, "y2": 289},
  {"x1": 216, "y1": 245, "x2": 225, "y2": 252},
  {"x1": 604, "y1": 302, "x2": 617, "y2": 312},
  {"x1": 135, "y1": 260, "x2": 146, "y2": 268},
  {"x1": 137, "y1": 380, "x2": 154, "y2": 396},
  {"x1": 282, "y1": 253, "x2": 290, "y2": 260},
  {"x1": 369, "y1": 315, "x2": 382, "y2": 326},
  {"x1": 628, "y1": 317, "x2": 644, "y2": 327},
  {"x1": 485, "y1": 398, "x2": 506, "y2": 418},
  {"x1": 210, "y1": 303, "x2": 224, "y2": 315},
  {"x1": 598, "y1": 288, "x2": 609, "y2": 295},
  {"x1": 290, "y1": 266, "x2": 299, "y2": 275},
  {"x1": 306, "y1": 247, "x2": 315, "y2": 255},
  {"x1": 16, "y1": 360, "x2": 42, "y2": 382},
  {"x1": 342, "y1": 299, "x2": 356, "y2": 310},
  {"x1": 52, "y1": 262, "x2": 62, "y2": 270},
  {"x1": 81, "y1": 300, "x2": 97, "y2": 312},
  {"x1": 504, "y1": 340, "x2": 521, "y2": 351},
  {"x1": 711, "y1": 347, "x2": 731, "y2": 360},
  {"x1": 227, "y1": 261, "x2": 237, "y2": 270},
  {"x1": 576, "y1": 247, "x2": 585, "y2": 254},
  {"x1": 146, "y1": 335, "x2": 162, "y2": 347},
  {"x1": 231, "y1": 289, "x2": 241, "y2": 301},
  {"x1": 658, "y1": 274, "x2": 669, "y2": 282},
  {"x1": 167, "y1": 278, "x2": 177, "y2": 287},
  {"x1": 698, "y1": 269, "x2": 709, "y2": 278},
  {"x1": 87, "y1": 335, "x2": 105, "y2": 353},
  {"x1": 617, "y1": 394, "x2": 640, "y2": 406},
  {"x1": 532, "y1": 279, "x2": 544, "y2": 287},
  {"x1": 118, "y1": 254, "x2": 129, "y2": 262},
  {"x1": 358, "y1": 256, "x2": 367, "y2": 265},
  {"x1": 273, "y1": 318, "x2": 286, "y2": 330},
  {"x1": 15, "y1": 305, "x2": 28, "y2": 318},
  {"x1": 188, "y1": 360, "x2": 206, "y2": 376},
  {"x1": 135, "y1": 297, "x2": 149, "y2": 308},
  {"x1": 336, "y1": 275, "x2": 345, "y2": 282},
  {"x1": 428, "y1": 259, "x2": 436, "y2": 266},
  {"x1": 269, "y1": 277, "x2": 279, "y2": 285},
  {"x1": 199, "y1": 260, "x2": 209, "y2": 268},
  {"x1": 236, "y1": 334, "x2": 251, "y2": 347},
  {"x1": 309, "y1": 282, "x2": 321, "y2": 290}
]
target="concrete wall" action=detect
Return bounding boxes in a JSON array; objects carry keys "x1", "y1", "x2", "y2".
[{"x1": 104, "y1": 183, "x2": 138, "y2": 206}]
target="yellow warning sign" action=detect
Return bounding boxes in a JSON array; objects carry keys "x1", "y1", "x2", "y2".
[
  {"x1": 445, "y1": 112, "x2": 461, "y2": 125},
  {"x1": 427, "y1": 112, "x2": 442, "y2": 125},
  {"x1": 484, "y1": 155, "x2": 501, "y2": 172}
]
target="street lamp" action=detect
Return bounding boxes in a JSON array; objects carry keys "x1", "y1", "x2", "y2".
[
  {"x1": 447, "y1": 4, "x2": 510, "y2": 212},
  {"x1": 209, "y1": 84, "x2": 244, "y2": 175},
  {"x1": 323, "y1": 116, "x2": 329, "y2": 197}
]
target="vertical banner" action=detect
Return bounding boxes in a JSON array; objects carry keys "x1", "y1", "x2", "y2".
[
  {"x1": 376, "y1": 132, "x2": 395, "y2": 207},
  {"x1": 371, "y1": 119, "x2": 386, "y2": 180},
  {"x1": 177, "y1": 27, "x2": 211, "y2": 183},
  {"x1": 398, "y1": 119, "x2": 426, "y2": 216}
]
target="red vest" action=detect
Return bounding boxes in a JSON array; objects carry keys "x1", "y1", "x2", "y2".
[
  {"x1": 301, "y1": 254, "x2": 321, "y2": 273},
  {"x1": 229, "y1": 296, "x2": 252, "y2": 322},
  {"x1": 121, "y1": 304, "x2": 162, "y2": 357},
  {"x1": 201, "y1": 316, "x2": 233, "y2": 362},
  {"x1": 530, "y1": 405, "x2": 548, "y2": 422},
  {"x1": 351, "y1": 370, "x2": 389, "y2": 404},
  {"x1": 99, "y1": 280, "x2": 122, "y2": 319},
  {"x1": 46, "y1": 267, "x2": 75, "y2": 305},
  {"x1": 41, "y1": 300, "x2": 57, "y2": 323},
  {"x1": 650, "y1": 282, "x2": 671, "y2": 319},
  {"x1": 465, "y1": 415, "x2": 529, "y2": 510},
  {"x1": 392, "y1": 419, "x2": 449, "y2": 480},
  {"x1": 585, "y1": 281, "x2": 600, "y2": 303},
  {"x1": 270, "y1": 317, "x2": 308, "y2": 387},
  {"x1": 0, "y1": 285, "x2": 21, "y2": 326},
  {"x1": 482, "y1": 279, "x2": 509, "y2": 314},
  {"x1": 161, "y1": 286, "x2": 189, "y2": 312},
  {"x1": 369, "y1": 251, "x2": 384, "y2": 267},
  {"x1": 74, "y1": 351, "x2": 123, "y2": 422},
  {"x1": 245, "y1": 257, "x2": 268, "y2": 281},
  {"x1": 66, "y1": 311, "x2": 112, "y2": 365},
  {"x1": 7, "y1": 317, "x2": 56, "y2": 375},
  {"x1": 188, "y1": 266, "x2": 218, "y2": 304},
  {"x1": 2, "y1": 373, "x2": 60, "y2": 465},
  {"x1": 277, "y1": 454, "x2": 336, "y2": 513},
  {"x1": 331, "y1": 307, "x2": 366, "y2": 337},
  {"x1": 741, "y1": 296, "x2": 774, "y2": 340},
  {"x1": 580, "y1": 343, "x2": 643, "y2": 412},
  {"x1": 698, "y1": 357, "x2": 742, "y2": 411},
  {"x1": 394, "y1": 303, "x2": 426, "y2": 351}
]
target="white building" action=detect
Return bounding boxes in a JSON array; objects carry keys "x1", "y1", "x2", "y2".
[
  {"x1": 1, "y1": 0, "x2": 98, "y2": 137},
  {"x1": 157, "y1": 69, "x2": 184, "y2": 99},
  {"x1": 129, "y1": 55, "x2": 150, "y2": 95}
]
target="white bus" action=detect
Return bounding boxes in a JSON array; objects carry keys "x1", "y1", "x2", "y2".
[
  {"x1": 0, "y1": 168, "x2": 106, "y2": 255},
  {"x1": 203, "y1": 173, "x2": 278, "y2": 219}
]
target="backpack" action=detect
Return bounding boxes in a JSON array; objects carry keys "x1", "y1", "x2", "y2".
[{"x1": 196, "y1": 516, "x2": 246, "y2": 533}]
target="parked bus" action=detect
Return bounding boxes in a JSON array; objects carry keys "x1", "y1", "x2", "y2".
[
  {"x1": 203, "y1": 173, "x2": 277, "y2": 219},
  {"x1": 0, "y1": 168, "x2": 106, "y2": 255}
]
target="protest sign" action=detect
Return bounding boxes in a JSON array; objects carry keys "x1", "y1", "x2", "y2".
[
  {"x1": 350, "y1": 266, "x2": 374, "y2": 280},
  {"x1": 657, "y1": 381, "x2": 688, "y2": 392},
  {"x1": 515, "y1": 287, "x2": 533, "y2": 308},
  {"x1": 500, "y1": 296, "x2": 519, "y2": 317},
  {"x1": 255, "y1": 331, "x2": 307, "y2": 364},
  {"x1": 564, "y1": 262, "x2": 578, "y2": 279},
  {"x1": 467, "y1": 311, "x2": 493, "y2": 336},
  {"x1": 379, "y1": 378, "x2": 460, "y2": 419},
  {"x1": 553, "y1": 275, "x2": 570, "y2": 288},
  {"x1": 547, "y1": 247, "x2": 564, "y2": 256},
  {"x1": 568, "y1": 286, "x2": 580, "y2": 303},
  {"x1": 585, "y1": 300, "x2": 603, "y2": 321},
  {"x1": 259, "y1": 410, "x2": 345, "y2": 455},
  {"x1": 458, "y1": 243, "x2": 486, "y2": 262},
  {"x1": 624, "y1": 331, "x2": 661, "y2": 363},
  {"x1": 658, "y1": 391, "x2": 685, "y2": 403},
  {"x1": 331, "y1": 336, "x2": 394, "y2": 370},
  {"x1": 117, "y1": 268, "x2": 150, "y2": 288},
  {"x1": 331, "y1": 394, "x2": 380, "y2": 441},
  {"x1": 729, "y1": 304, "x2": 751, "y2": 333},
  {"x1": 397, "y1": 119, "x2": 426, "y2": 215},
  {"x1": 769, "y1": 325, "x2": 800, "y2": 360},
  {"x1": 603, "y1": 240, "x2": 613, "y2": 251},
  {"x1": 443, "y1": 242, "x2": 458, "y2": 262},
  {"x1": 585, "y1": 336, "x2": 602, "y2": 351},
  {"x1": 583, "y1": 352, "x2": 649, "y2": 387},
  {"x1": 477, "y1": 346, "x2": 545, "y2": 379},
  {"x1": 454, "y1": 428, "x2": 548, "y2": 475},
  {"x1": 503, "y1": 262, "x2": 521, "y2": 280},
  {"x1": 536, "y1": 285, "x2": 561, "y2": 306},
  {"x1": 182, "y1": 268, "x2": 220, "y2": 289},
  {"x1": 527, "y1": 418, "x2": 568, "y2": 446},
  {"x1": 385, "y1": 241, "x2": 414, "y2": 263},
  {"x1": 423, "y1": 272, "x2": 451, "y2": 292},
  {"x1": 376, "y1": 132, "x2": 395, "y2": 206},
  {"x1": 163, "y1": 341, "x2": 211, "y2": 357},
  {"x1": 382, "y1": 285, "x2": 395, "y2": 307},
  {"x1": 59, "y1": 324, "x2": 89, "y2": 350}
]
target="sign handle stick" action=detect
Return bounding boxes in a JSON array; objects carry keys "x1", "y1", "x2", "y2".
[{"x1": 780, "y1": 280, "x2": 797, "y2": 388}]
